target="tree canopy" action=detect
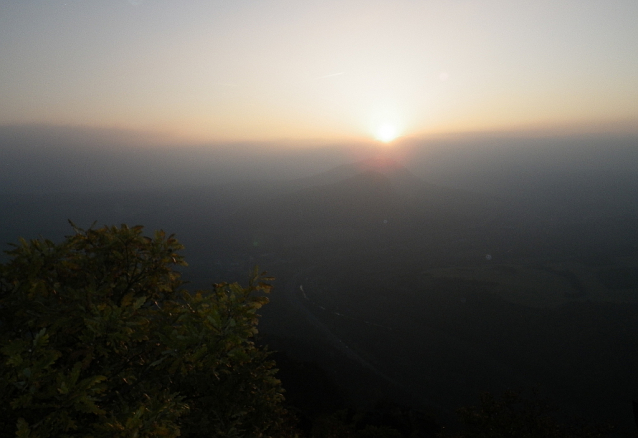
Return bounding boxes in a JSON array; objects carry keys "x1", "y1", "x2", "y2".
[{"x1": 0, "y1": 224, "x2": 287, "y2": 438}]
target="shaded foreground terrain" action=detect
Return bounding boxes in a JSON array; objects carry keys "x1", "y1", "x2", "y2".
[{"x1": 2, "y1": 154, "x2": 638, "y2": 434}]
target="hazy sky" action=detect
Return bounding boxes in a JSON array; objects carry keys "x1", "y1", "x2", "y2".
[{"x1": 1, "y1": 0, "x2": 637, "y2": 143}]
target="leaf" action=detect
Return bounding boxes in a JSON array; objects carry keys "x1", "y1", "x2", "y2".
[{"x1": 15, "y1": 418, "x2": 31, "y2": 438}]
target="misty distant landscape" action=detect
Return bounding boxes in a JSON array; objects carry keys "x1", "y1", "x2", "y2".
[{"x1": 2, "y1": 126, "x2": 638, "y2": 433}]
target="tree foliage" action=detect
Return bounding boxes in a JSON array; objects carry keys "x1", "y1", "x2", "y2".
[{"x1": 0, "y1": 224, "x2": 287, "y2": 438}]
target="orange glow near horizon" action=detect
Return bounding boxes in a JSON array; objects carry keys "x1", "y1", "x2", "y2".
[{"x1": 1, "y1": 1, "x2": 637, "y2": 144}]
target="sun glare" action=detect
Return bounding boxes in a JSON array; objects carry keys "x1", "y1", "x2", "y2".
[{"x1": 375, "y1": 123, "x2": 398, "y2": 143}]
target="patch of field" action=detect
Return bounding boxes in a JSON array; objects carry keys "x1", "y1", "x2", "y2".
[{"x1": 419, "y1": 260, "x2": 638, "y2": 308}]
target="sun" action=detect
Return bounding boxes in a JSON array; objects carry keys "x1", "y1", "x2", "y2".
[{"x1": 375, "y1": 123, "x2": 399, "y2": 143}]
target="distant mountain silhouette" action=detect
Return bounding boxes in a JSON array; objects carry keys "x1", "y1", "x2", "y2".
[
  {"x1": 233, "y1": 158, "x2": 502, "y2": 231},
  {"x1": 291, "y1": 156, "x2": 415, "y2": 189}
]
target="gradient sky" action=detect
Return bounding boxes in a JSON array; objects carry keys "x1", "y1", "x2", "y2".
[{"x1": 1, "y1": 0, "x2": 637, "y2": 143}]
